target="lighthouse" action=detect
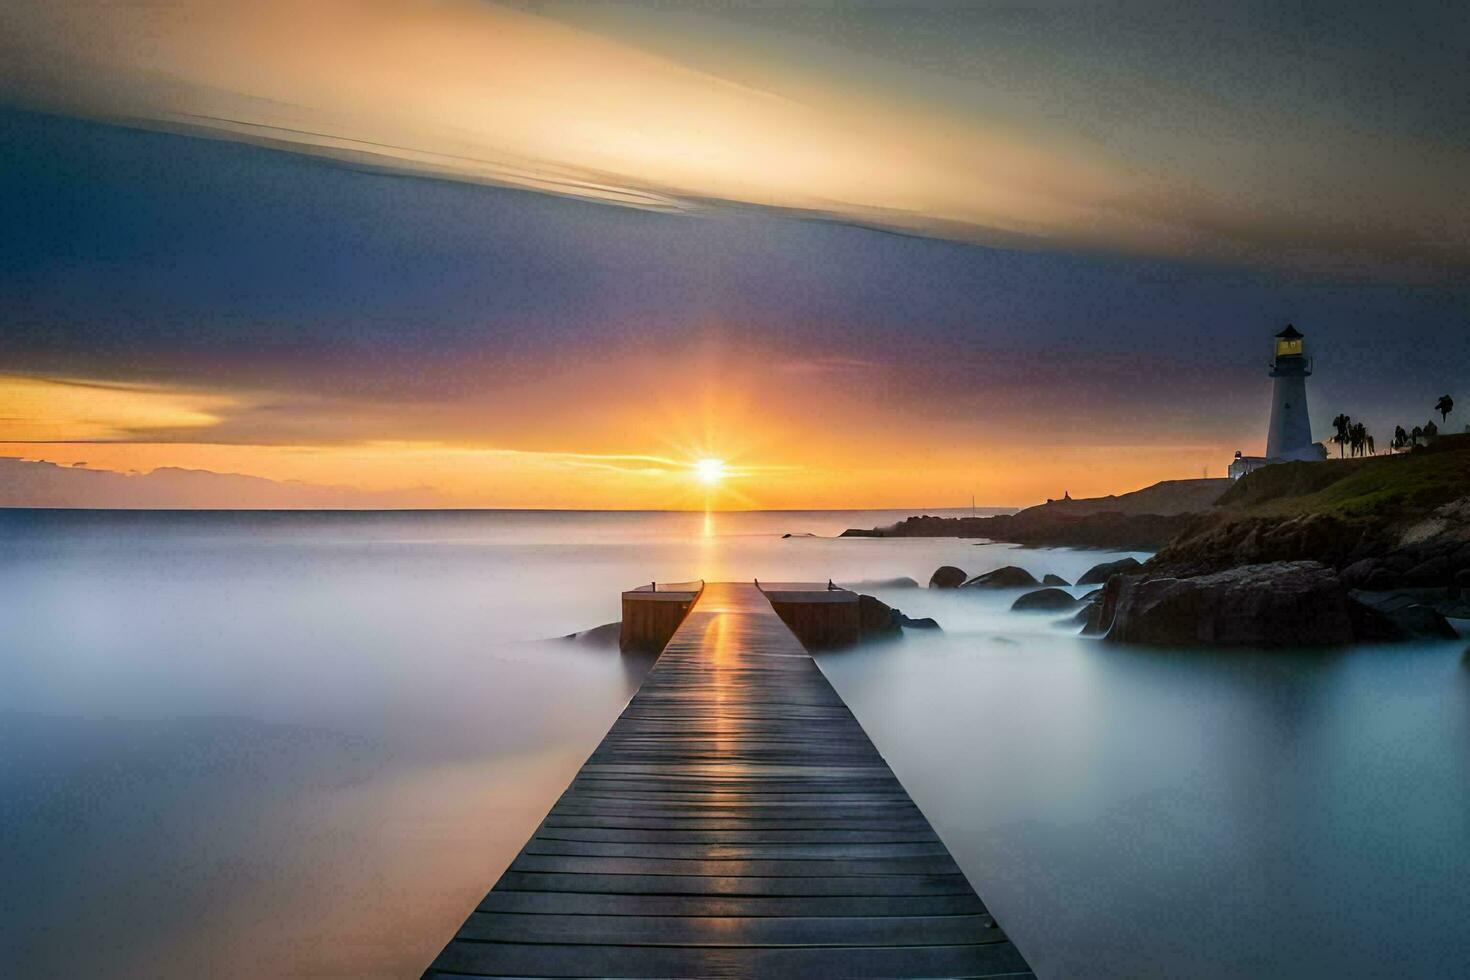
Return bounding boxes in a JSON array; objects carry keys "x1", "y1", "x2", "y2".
[
  {"x1": 1229, "y1": 324, "x2": 1326, "y2": 479},
  {"x1": 1265, "y1": 324, "x2": 1314, "y2": 458}
]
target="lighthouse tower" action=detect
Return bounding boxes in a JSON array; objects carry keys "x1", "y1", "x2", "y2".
[{"x1": 1265, "y1": 324, "x2": 1313, "y2": 458}]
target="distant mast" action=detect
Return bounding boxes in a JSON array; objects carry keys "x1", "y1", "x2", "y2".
[{"x1": 1265, "y1": 324, "x2": 1313, "y2": 458}]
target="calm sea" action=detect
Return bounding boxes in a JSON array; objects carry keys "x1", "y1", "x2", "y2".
[{"x1": 1, "y1": 509, "x2": 1466, "y2": 978}]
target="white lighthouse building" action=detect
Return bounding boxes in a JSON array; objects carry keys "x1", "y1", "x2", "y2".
[
  {"x1": 1266, "y1": 324, "x2": 1313, "y2": 457},
  {"x1": 1229, "y1": 324, "x2": 1327, "y2": 479}
]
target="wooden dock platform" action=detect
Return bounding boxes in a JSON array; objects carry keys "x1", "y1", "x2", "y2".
[{"x1": 424, "y1": 582, "x2": 1033, "y2": 978}]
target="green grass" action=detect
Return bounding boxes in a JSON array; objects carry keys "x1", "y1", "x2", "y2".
[{"x1": 1219, "y1": 434, "x2": 1470, "y2": 521}]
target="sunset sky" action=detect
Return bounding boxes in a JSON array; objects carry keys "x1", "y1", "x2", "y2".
[{"x1": 2, "y1": 1, "x2": 1467, "y2": 508}]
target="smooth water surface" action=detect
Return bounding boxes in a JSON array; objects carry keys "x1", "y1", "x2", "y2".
[
  {"x1": 818, "y1": 585, "x2": 1470, "y2": 978},
  {"x1": 1, "y1": 509, "x2": 1465, "y2": 977}
]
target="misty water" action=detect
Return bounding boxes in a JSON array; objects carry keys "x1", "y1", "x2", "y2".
[{"x1": 1, "y1": 509, "x2": 1466, "y2": 978}]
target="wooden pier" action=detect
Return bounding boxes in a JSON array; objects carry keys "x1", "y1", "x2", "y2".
[{"x1": 424, "y1": 582, "x2": 1033, "y2": 978}]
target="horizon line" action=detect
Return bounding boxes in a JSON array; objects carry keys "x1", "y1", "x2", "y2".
[{"x1": 0, "y1": 504, "x2": 1021, "y2": 515}]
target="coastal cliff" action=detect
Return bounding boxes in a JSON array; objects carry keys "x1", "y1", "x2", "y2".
[
  {"x1": 1146, "y1": 434, "x2": 1470, "y2": 580},
  {"x1": 849, "y1": 437, "x2": 1469, "y2": 581},
  {"x1": 841, "y1": 478, "x2": 1228, "y2": 550},
  {"x1": 880, "y1": 436, "x2": 1470, "y2": 645},
  {"x1": 1099, "y1": 435, "x2": 1470, "y2": 644}
]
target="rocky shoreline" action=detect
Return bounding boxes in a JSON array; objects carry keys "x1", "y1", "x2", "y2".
[
  {"x1": 841, "y1": 478, "x2": 1228, "y2": 551},
  {"x1": 921, "y1": 552, "x2": 1465, "y2": 648},
  {"x1": 894, "y1": 436, "x2": 1470, "y2": 647},
  {"x1": 1093, "y1": 560, "x2": 1463, "y2": 647},
  {"x1": 841, "y1": 510, "x2": 1194, "y2": 550}
]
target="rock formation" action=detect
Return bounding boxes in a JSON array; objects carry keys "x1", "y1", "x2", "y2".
[
  {"x1": 1011, "y1": 588, "x2": 1079, "y2": 612},
  {"x1": 929, "y1": 566, "x2": 968, "y2": 589},
  {"x1": 858, "y1": 594, "x2": 901, "y2": 637},
  {"x1": 843, "y1": 577, "x2": 920, "y2": 590},
  {"x1": 1100, "y1": 561, "x2": 1356, "y2": 647},
  {"x1": 964, "y1": 566, "x2": 1039, "y2": 589},
  {"x1": 1077, "y1": 557, "x2": 1142, "y2": 585}
]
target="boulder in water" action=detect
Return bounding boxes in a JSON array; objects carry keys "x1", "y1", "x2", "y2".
[
  {"x1": 1074, "y1": 589, "x2": 1109, "y2": 634},
  {"x1": 1011, "y1": 588, "x2": 1079, "y2": 612},
  {"x1": 964, "y1": 565, "x2": 1039, "y2": 589},
  {"x1": 858, "y1": 594, "x2": 900, "y2": 637},
  {"x1": 1348, "y1": 589, "x2": 1461, "y2": 639},
  {"x1": 563, "y1": 622, "x2": 622, "y2": 646},
  {"x1": 929, "y1": 566, "x2": 968, "y2": 589},
  {"x1": 1077, "y1": 556, "x2": 1142, "y2": 585},
  {"x1": 1042, "y1": 573, "x2": 1071, "y2": 586},
  {"x1": 1101, "y1": 561, "x2": 1356, "y2": 647},
  {"x1": 1384, "y1": 604, "x2": 1459, "y2": 639},
  {"x1": 842, "y1": 576, "x2": 920, "y2": 590}
]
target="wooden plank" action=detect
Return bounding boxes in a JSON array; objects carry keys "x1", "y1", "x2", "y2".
[
  {"x1": 422, "y1": 582, "x2": 1032, "y2": 978},
  {"x1": 521, "y1": 839, "x2": 953, "y2": 859},
  {"x1": 557, "y1": 791, "x2": 917, "y2": 804},
  {"x1": 456, "y1": 911, "x2": 1005, "y2": 946},
  {"x1": 492, "y1": 870, "x2": 981, "y2": 897},
  {"x1": 476, "y1": 890, "x2": 987, "y2": 917},
  {"x1": 426, "y1": 940, "x2": 1032, "y2": 978},
  {"x1": 541, "y1": 816, "x2": 932, "y2": 829},
  {"x1": 531, "y1": 827, "x2": 942, "y2": 843},
  {"x1": 558, "y1": 792, "x2": 917, "y2": 804},
  {"x1": 507, "y1": 854, "x2": 965, "y2": 876},
  {"x1": 540, "y1": 816, "x2": 939, "y2": 831},
  {"x1": 545, "y1": 804, "x2": 929, "y2": 820}
]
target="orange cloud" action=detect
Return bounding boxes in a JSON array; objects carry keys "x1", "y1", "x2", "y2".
[{"x1": 0, "y1": 375, "x2": 234, "y2": 441}]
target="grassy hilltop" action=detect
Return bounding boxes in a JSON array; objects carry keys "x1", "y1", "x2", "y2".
[
  {"x1": 842, "y1": 435, "x2": 1470, "y2": 561},
  {"x1": 1150, "y1": 434, "x2": 1470, "y2": 577},
  {"x1": 1216, "y1": 434, "x2": 1470, "y2": 521}
]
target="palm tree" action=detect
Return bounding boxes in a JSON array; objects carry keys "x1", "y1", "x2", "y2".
[
  {"x1": 1411, "y1": 424, "x2": 1424, "y2": 446},
  {"x1": 1393, "y1": 425, "x2": 1409, "y2": 452},
  {"x1": 1366, "y1": 433, "x2": 1375, "y2": 455},
  {"x1": 1332, "y1": 413, "x2": 1352, "y2": 458},
  {"x1": 1436, "y1": 394, "x2": 1454, "y2": 422},
  {"x1": 1349, "y1": 421, "x2": 1367, "y2": 457},
  {"x1": 1425, "y1": 419, "x2": 1439, "y2": 442}
]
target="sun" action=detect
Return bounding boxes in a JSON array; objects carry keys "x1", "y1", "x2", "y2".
[{"x1": 693, "y1": 457, "x2": 726, "y2": 486}]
